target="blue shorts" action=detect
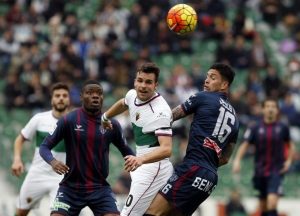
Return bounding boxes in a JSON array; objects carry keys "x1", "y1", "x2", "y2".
[
  {"x1": 51, "y1": 186, "x2": 119, "y2": 216},
  {"x1": 159, "y1": 162, "x2": 218, "y2": 216},
  {"x1": 253, "y1": 174, "x2": 284, "y2": 198}
]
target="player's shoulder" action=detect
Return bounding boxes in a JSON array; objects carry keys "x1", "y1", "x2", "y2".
[
  {"x1": 31, "y1": 110, "x2": 52, "y2": 120},
  {"x1": 154, "y1": 93, "x2": 171, "y2": 109},
  {"x1": 125, "y1": 89, "x2": 136, "y2": 99},
  {"x1": 62, "y1": 108, "x2": 80, "y2": 121}
]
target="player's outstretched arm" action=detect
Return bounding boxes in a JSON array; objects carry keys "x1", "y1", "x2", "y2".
[
  {"x1": 102, "y1": 98, "x2": 128, "y2": 129},
  {"x1": 172, "y1": 105, "x2": 187, "y2": 121},
  {"x1": 11, "y1": 134, "x2": 26, "y2": 177},
  {"x1": 232, "y1": 141, "x2": 250, "y2": 173},
  {"x1": 124, "y1": 136, "x2": 172, "y2": 172},
  {"x1": 280, "y1": 140, "x2": 296, "y2": 174}
]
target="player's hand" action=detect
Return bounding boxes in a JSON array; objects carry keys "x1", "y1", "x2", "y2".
[
  {"x1": 50, "y1": 159, "x2": 69, "y2": 175},
  {"x1": 11, "y1": 159, "x2": 24, "y2": 177},
  {"x1": 101, "y1": 120, "x2": 113, "y2": 130},
  {"x1": 280, "y1": 159, "x2": 292, "y2": 174},
  {"x1": 232, "y1": 160, "x2": 241, "y2": 174},
  {"x1": 124, "y1": 155, "x2": 143, "y2": 172}
]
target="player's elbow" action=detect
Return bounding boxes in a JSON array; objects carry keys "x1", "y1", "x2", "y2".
[{"x1": 218, "y1": 157, "x2": 229, "y2": 167}]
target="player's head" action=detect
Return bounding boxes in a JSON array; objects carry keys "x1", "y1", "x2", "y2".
[
  {"x1": 50, "y1": 82, "x2": 70, "y2": 113},
  {"x1": 81, "y1": 80, "x2": 103, "y2": 114},
  {"x1": 204, "y1": 63, "x2": 235, "y2": 92},
  {"x1": 261, "y1": 98, "x2": 279, "y2": 123},
  {"x1": 134, "y1": 62, "x2": 159, "y2": 101}
]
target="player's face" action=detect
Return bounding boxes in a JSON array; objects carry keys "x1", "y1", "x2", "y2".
[
  {"x1": 81, "y1": 84, "x2": 103, "y2": 114},
  {"x1": 204, "y1": 69, "x2": 228, "y2": 92},
  {"x1": 51, "y1": 89, "x2": 70, "y2": 112},
  {"x1": 262, "y1": 100, "x2": 279, "y2": 122},
  {"x1": 134, "y1": 71, "x2": 158, "y2": 101}
]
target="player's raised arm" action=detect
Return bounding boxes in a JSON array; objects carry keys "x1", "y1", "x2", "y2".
[
  {"x1": 232, "y1": 141, "x2": 250, "y2": 173},
  {"x1": 102, "y1": 98, "x2": 128, "y2": 129}
]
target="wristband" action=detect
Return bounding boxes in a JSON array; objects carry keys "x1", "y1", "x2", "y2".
[{"x1": 102, "y1": 112, "x2": 109, "y2": 122}]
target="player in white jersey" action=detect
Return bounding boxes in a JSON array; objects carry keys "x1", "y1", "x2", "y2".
[
  {"x1": 11, "y1": 82, "x2": 70, "y2": 216},
  {"x1": 102, "y1": 62, "x2": 173, "y2": 216}
]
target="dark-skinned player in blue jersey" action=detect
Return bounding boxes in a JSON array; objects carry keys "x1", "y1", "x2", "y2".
[
  {"x1": 144, "y1": 63, "x2": 240, "y2": 216},
  {"x1": 40, "y1": 80, "x2": 135, "y2": 216},
  {"x1": 233, "y1": 98, "x2": 295, "y2": 216}
]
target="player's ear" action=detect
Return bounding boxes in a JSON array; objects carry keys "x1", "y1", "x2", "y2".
[{"x1": 221, "y1": 80, "x2": 229, "y2": 90}]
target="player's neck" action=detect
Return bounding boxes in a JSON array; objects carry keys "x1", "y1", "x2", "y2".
[
  {"x1": 52, "y1": 109, "x2": 68, "y2": 119},
  {"x1": 264, "y1": 117, "x2": 276, "y2": 124}
]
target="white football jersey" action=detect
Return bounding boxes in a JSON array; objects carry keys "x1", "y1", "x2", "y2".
[
  {"x1": 21, "y1": 110, "x2": 66, "y2": 173},
  {"x1": 124, "y1": 89, "x2": 172, "y2": 152}
]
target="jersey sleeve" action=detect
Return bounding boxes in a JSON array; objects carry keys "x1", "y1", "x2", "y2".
[
  {"x1": 181, "y1": 92, "x2": 202, "y2": 115},
  {"x1": 39, "y1": 116, "x2": 66, "y2": 163},
  {"x1": 20, "y1": 114, "x2": 39, "y2": 140},
  {"x1": 282, "y1": 123, "x2": 291, "y2": 142},
  {"x1": 242, "y1": 124, "x2": 255, "y2": 144},
  {"x1": 111, "y1": 119, "x2": 135, "y2": 157},
  {"x1": 142, "y1": 107, "x2": 172, "y2": 136},
  {"x1": 124, "y1": 89, "x2": 135, "y2": 106}
]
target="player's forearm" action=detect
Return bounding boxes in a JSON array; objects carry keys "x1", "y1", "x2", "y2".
[
  {"x1": 13, "y1": 134, "x2": 25, "y2": 162},
  {"x1": 286, "y1": 141, "x2": 296, "y2": 163},
  {"x1": 235, "y1": 142, "x2": 249, "y2": 162},
  {"x1": 141, "y1": 145, "x2": 172, "y2": 164},
  {"x1": 218, "y1": 142, "x2": 234, "y2": 167},
  {"x1": 172, "y1": 105, "x2": 186, "y2": 121},
  {"x1": 105, "y1": 99, "x2": 128, "y2": 119},
  {"x1": 39, "y1": 139, "x2": 55, "y2": 164}
]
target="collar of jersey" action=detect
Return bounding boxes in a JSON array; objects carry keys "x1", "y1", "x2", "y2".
[{"x1": 134, "y1": 92, "x2": 160, "y2": 106}]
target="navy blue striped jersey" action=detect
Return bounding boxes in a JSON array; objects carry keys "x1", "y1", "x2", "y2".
[
  {"x1": 243, "y1": 120, "x2": 290, "y2": 177},
  {"x1": 181, "y1": 91, "x2": 239, "y2": 172},
  {"x1": 40, "y1": 108, "x2": 134, "y2": 191}
]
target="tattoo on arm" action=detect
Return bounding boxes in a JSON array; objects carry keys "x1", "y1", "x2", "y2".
[{"x1": 172, "y1": 105, "x2": 186, "y2": 121}]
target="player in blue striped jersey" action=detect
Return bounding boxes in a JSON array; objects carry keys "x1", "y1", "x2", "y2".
[
  {"x1": 40, "y1": 80, "x2": 134, "y2": 216},
  {"x1": 233, "y1": 98, "x2": 295, "y2": 216},
  {"x1": 144, "y1": 63, "x2": 240, "y2": 216}
]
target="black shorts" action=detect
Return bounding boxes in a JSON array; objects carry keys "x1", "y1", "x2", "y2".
[
  {"x1": 159, "y1": 162, "x2": 218, "y2": 216},
  {"x1": 51, "y1": 185, "x2": 119, "y2": 215},
  {"x1": 253, "y1": 174, "x2": 284, "y2": 198}
]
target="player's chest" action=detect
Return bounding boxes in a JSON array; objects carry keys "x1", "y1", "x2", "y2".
[{"x1": 128, "y1": 105, "x2": 155, "y2": 125}]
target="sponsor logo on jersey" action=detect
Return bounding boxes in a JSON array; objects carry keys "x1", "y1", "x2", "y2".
[
  {"x1": 51, "y1": 198, "x2": 70, "y2": 211},
  {"x1": 74, "y1": 124, "x2": 84, "y2": 131},
  {"x1": 203, "y1": 137, "x2": 222, "y2": 158},
  {"x1": 157, "y1": 112, "x2": 168, "y2": 118}
]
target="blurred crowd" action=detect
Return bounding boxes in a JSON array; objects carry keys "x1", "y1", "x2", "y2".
[{"x1": 0, "y1": 0, "x2": 300, "y2": 168}]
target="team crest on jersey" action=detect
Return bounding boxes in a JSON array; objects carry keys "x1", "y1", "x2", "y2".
[
  {"x1": 136, "y1": 112, "x2": 140, "y2": 121},
  {"x1": 74, "y1": 124, "x2": 84, "y2": 131}
]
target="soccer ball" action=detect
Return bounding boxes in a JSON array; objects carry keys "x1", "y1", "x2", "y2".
[{"x1": 166, "y1": 4, "x2": 197, "y2": 35}]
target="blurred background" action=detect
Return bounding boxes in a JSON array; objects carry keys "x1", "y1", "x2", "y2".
[{"x1": 0, "y1": 0, "x2": 299, "y2": 215}]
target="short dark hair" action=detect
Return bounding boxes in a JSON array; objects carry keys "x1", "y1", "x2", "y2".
[
  {"x1": 210, "y1": 63, "x2": 235, "y2": 85},
  {"x1": 137, "y1": 62, "x2": 160, "y2": 82},
  {"x1": 81, "y1": 80, "x2": 102, "y2": 92},
  {"x1": 262, "y1": 98, "x2": 279, "y2": 108},
  {"x1": 50, "y1": 82, "x2": 70, "y2": 96}
]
